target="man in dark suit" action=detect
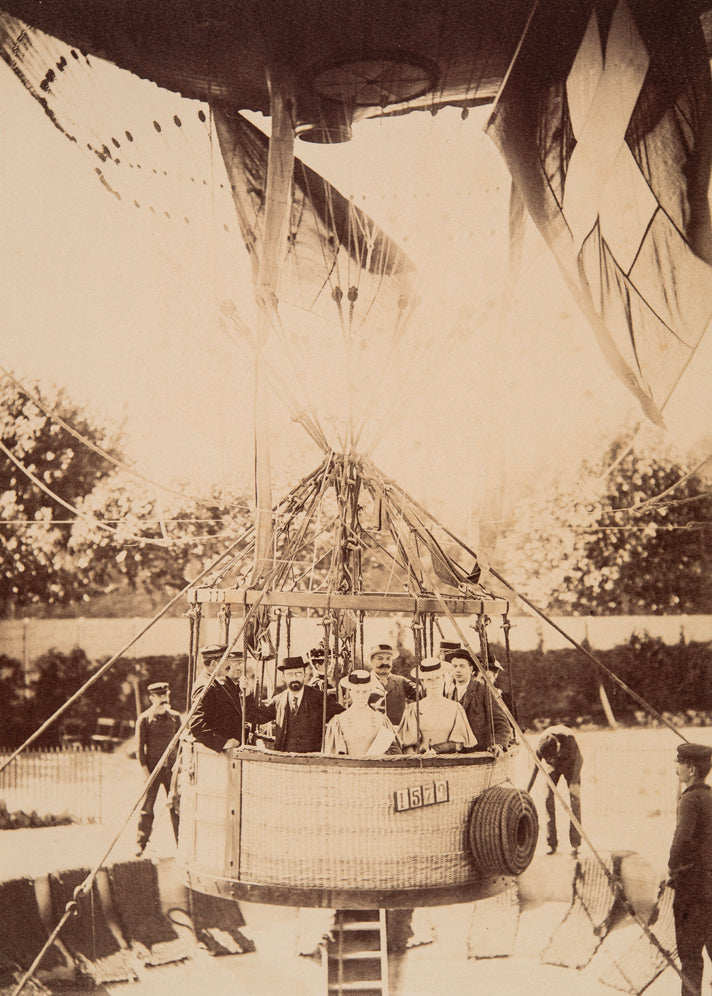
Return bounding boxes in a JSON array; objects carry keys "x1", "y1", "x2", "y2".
[
  {"x1": 188, "y1": 649, "x2": 255, "y2": 753},
  {"x1": 367, "y1": 643, "x2": 418, "y2": 726},
  {"x1": 445, "y1": 648, "x2": 510, "y2": 757},
  {"x1": 255, "y1": 656, "x2": 343, "y2": 753}
]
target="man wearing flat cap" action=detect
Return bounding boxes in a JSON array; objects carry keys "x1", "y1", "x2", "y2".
[
  {"x1": 135, "y1": 680, "x2": 181, "y2": 856},
  {"x1": 668, "y1": 741, "x2": 712, "y2": 996},
  {"x1": 191, "y1": 644, "x2": 228, "y2": 699},
  {"x1": 254, "y1": 656, "x2": 343, "y2": 753},
  {"x1": 367, "y1": 643, "x2": 417, "y2": 726}
]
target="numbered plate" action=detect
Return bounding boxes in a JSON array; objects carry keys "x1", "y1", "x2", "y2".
[{"x1": 394, "y1": 780, "x2": 449, "y2": 812}]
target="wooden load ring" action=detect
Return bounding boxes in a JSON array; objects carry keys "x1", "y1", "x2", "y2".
[{"x1": 468, "y1": 785, "x2": 539, "y2": 876}]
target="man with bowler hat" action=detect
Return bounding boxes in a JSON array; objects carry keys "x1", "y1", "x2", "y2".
[
  {"x1": 668, "y1": 741, "x2": 712, "y2": 996},
  {"x1": 445, "y1": 647, "x2": 510, "y2": 757},
  {"x1": 255, "y1": 656, "x2": 343, "y2": 753},
  {"x1": 135, "y1": 680, "x2": 181, "y2": 856}
]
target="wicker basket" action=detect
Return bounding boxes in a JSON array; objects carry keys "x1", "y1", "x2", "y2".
[{"x1": 177, "y1": 744, "x2": 523, "y2": 908}]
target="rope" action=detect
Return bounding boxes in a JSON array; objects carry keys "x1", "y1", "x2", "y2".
[
  {"x1": 11, "y1": 576, "x2": 276, "y2": 996},
  {"x1": 468, "y1": 785, "x2": 538, "y2": 875},
  {"x1": 0, "y1": 527, "x2": 249, "y2": 776}
]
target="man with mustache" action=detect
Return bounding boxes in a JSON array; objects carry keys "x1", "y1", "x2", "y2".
[{"x1": 255, "y1": 655, "x2": 343, "y2": 753}]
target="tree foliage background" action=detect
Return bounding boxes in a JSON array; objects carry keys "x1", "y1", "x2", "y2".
[
  {"x1": 498, "y1": 426, "x2": 712, "y2": 615},
  {"x1": 0, "y1": 374, "x2": 252, "y2": 618}
]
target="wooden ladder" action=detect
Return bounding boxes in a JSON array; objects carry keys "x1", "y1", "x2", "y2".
[{"x1": 322, "y1": 908, "x2": 390, "y2": 996}]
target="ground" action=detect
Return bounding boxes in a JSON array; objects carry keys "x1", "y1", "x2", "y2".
[{"x1": 1, "y1": 725, "x2": 703, "y2": 995}]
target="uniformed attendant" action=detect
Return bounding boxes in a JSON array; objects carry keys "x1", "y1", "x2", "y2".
[
  {"x1": 668, "y1": 741, "x2": 712, "y2": 996},
  {"x1": 135, "y1": 681, "x2": 181, "y2": 856},
  {"x1": 254, "y1": 656, "x2": 343, "y2": 753}
]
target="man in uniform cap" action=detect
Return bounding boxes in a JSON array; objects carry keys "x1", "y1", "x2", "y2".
[
  {"x1": 254, "y1": 656, "x2": 343, "y2": 753},
  {"x1": 135, "y1": 680, "x2": 181, "y2": 856},
  {"x1": 191, "y1": 644, "x2": 228, "y2": 699},
  {"x1": 188, "y1": 649, "x2": 256, "y2": 754},
  {"x1": 367, "y1": 643, "x2": 417, "y2": 726},
  {"x1": 668, "y1": 742, "x2": 712, "y2": 996}
]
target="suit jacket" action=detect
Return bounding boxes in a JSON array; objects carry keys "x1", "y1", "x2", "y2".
[
  {"x1": 189, "y1": 677, "x2": 255, "y2": 753},
  {"x1": 380, "y1": 673, "x2": 418, "y2": 726},
  {"x1": 256, "y1": 683, "x2": 343, "y2": 752},
  {"x1": 455, "y1": 677, "x2": 510, "y2": 750}
]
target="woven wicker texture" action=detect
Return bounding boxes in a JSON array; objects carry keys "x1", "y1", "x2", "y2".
[
  {"x1": 48, "y1": 869, "x2": 137, "y2": 984},
  {"x1": 188, "y1": 889, "x2": 255, "y2": 957},
  {"x1": 598, "y1": 884, "x2": 678, "y2": 994},
  {"x1": 466, "y1": 880, "x2": 521, "y2": 958},
  {"x1": 542, "y1": 855, "x2": 627, "y2": 970},
  {"x1": 108, "y1": 860, "x2": 190, "y2": 967},
  {"x1": 0, "y1": 878, "x2": 65, "y2": 972},
  {"x1": 230, "y1": 756, "x2": 503, "y2": 890}
]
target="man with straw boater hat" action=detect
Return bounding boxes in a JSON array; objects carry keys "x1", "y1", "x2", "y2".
[
  {"x1": 668, "y1": 741, "x2": 712, "y2": 996},
  {"x1": 254, "y1": 655, "x2": 343, "y2": 753},
  {"x1": 367, "y1": 642, "x2": 417, "y2": 726}
]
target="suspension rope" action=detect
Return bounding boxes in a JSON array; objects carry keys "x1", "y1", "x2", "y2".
[{"x1": 11, "y1": 575, "x2": 275, "y2": 996}]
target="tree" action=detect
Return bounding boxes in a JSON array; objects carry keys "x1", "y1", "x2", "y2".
[
  {"x1": 0, "y1": 376, "x2": 123, "y2": 616},
  {"x1": 498, "y1": 429, "x2": 712, "y2": 614}
]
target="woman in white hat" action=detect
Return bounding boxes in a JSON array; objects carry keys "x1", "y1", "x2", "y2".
[
  {"x1": 324, "y1": 670, "x2": 402, "y2": 756},
  {"x1": 397, "y1": 658, "x2": 477, "y2": 754}
]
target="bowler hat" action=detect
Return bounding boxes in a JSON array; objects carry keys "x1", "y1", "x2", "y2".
[
  {"x1": 147, "y1": 681, "x2": 169, "y2": 694},
  {"x1": 677, "y1": 743, "x2": 712, "y2": 765},
  {"x1": 445, "y1": 648, "x2": 478, "y2": 667},
  {"x1": 278, "y1": 655, "x2": 307, "y2": 671}
]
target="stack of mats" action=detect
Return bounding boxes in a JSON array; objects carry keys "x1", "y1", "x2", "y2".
[
  {"x1": 187, "y1": 889, "x2": 255, "y2": 956},
  {"x1": 0, "y1": 957, "x2": 50, "y2": 996},
  {"x1": 0, "y1": 877, "x2": 67, "y2": 995},
  {"x1": 107, "y1": 860, "x2": 189, "y2": 967},
  {"x1": 48, "y1": 869, "x2": 137, "y2": 985},
  {"x1": 599, "y1": 883, "x2": 679, "y2": 994},
  {"x1": 466, "y1": 881, "x2": 521, "y2": 958},
  {"x1": 542, "y1": 855, "x2": 627, "y2": 970}
]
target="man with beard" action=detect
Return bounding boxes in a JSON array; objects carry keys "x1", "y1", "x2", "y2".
[
  {"x1": 367, "y1": 643, "x2": 418, "y2": 726},
  {"x1": 255, "y1": 656, "x2": 343, "y2": 753}
]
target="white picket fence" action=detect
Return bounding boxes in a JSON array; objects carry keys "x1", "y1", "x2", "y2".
[{"x1": 1, "y1": 612, "x2": 710, "y2": 666}]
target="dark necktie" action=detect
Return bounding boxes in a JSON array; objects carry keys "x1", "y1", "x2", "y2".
[{"x1": 290, "y1": 696, "x2": 299, "y2": 713}]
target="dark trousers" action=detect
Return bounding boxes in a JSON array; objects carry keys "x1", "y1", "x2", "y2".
[
  {"x1": 545, "y1": 757, "x2": 583, "y2": 850},
  {"x1": 137, "y1": 765, "x2": 179, "y2": 848},
  {"x1": 673, "y1": 887, "x2": 712, "y2": 995}
]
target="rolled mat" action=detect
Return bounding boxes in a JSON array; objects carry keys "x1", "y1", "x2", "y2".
[
  {"x1": 0, "y1": 878, "x2": 66, "y2": 972},
  {"x1": 48, "y1": 869, "x2": 137, "y2": 984},
  {"x1": 598, "y1": 883, "x2": 678, "y2": 994},
  {"x1": 107, "y1": 860, "x2": 189, "y2": 967},
  {"x1": 467, "y1": 881, "x2": 520, "y2": 958},
  {"x1": 0, "y1": 955, "x2": 51, "y2": 996},
  {"x1": 542, "y1": 854, "x2": 627, "y2": 970},
  {"x1": 187, "y1": 889, "x2": 255, "y2": 956}
]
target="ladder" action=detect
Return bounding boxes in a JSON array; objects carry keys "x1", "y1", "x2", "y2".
[{"x1": 322, "y1": 909, "x2": 389, "y2": 996}]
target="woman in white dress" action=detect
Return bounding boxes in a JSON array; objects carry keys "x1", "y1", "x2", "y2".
[
  {"x1": 397, "y1": 658, "x2": 476, "y2": 754},
  {"x1": 324, "y1": 670, "x2": 402, "y2": 756}
]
